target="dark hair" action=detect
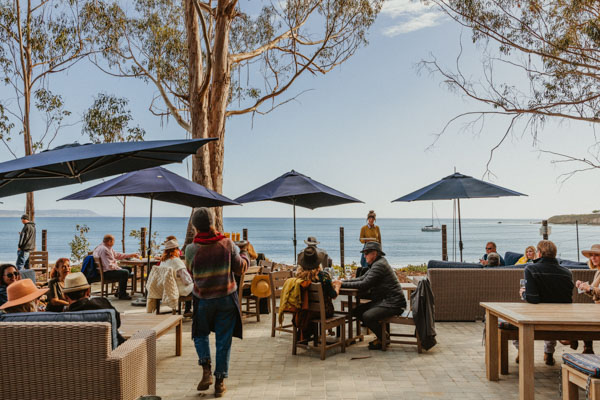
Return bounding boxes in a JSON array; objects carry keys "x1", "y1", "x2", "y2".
[
  {"x1": 0, "y1": 264, "x2": 17, "y2": 286},
  {"x1": 50, "y1": 258, "x2": 70, "y2": 279},
  {"x1": 64, "y1": 288, "x2": 88, "y2": 301}
]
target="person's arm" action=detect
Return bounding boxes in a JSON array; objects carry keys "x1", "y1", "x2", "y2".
[
  {"x1": 99, "y1": 247, "x2": 118, "y2": 271},
  {"x1": 230, "y1": 240, "x2": 248, "y2": 276},
  {"x1": 17, "y1": 228, "x2": 24, "y2": 250},
  {"x1": 47, "y1": 281, "x2": 69, "y2": 307},
  {"x1": 341, "y1": 263, "x2": 381, "y2": 291},
  {"x1": 320, "y1": 271, "x2": 338, "y2": 299},
  {"x1": 359, "y1": 226, "x2": 367, "y2": 244},
  {"x1": 376, "y1": 226, "x2": 381, "y2": 245},
  {"x1": 523, "y1": 267, "x2": 540, "y2": 304}
]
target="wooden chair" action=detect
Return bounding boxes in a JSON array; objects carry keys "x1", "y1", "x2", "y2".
[
  {"x1": 258, "y1": 260, "x2": 274, "y2": 272},
  {"x1": 269, "y1": 270, "x2": 294, "y2": 337},
  {"x1": 240, "y1": 266, "x2": 261, "y2": 322},
  {"x1": 380, "y1": 310, "x2": 422, "y2": 353},
  {"x1": 562, "y1": 353, "x2": 600, "y2": 400},
  {"x1": 292, "y1": 283, "x2": 346, "y2": 360},
  {"x1": 175, "y1": 294, "x2": 193, "y2": 316},
  {"x1": 93, "y1": 257, "x2": 131, "y2": 298},
  {"x1": 29, "y1": 251, "x2": 49, "y2": 284}
]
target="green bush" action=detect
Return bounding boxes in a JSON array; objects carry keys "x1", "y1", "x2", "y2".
[
  {"x1": 69, "y1": 224, "x2": 91, "y2": 264},
  {"x1": 398, "y1": 264, "x2": 428, "y2": 274}
]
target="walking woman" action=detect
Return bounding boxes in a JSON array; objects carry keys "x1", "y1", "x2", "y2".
[
  {"x1": 358, "y1": 210, "x2": 381, "y2": 274},
  {"x1": 185, "y1": 208, "x2": 248, "y2": 397}
]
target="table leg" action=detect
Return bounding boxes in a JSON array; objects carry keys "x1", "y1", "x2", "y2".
[
  {"x1": 355, "y1": 295, "x2": 362, "y2": 341},
  {"x1": 140, "y1": 264, "x2": 146, "y2": 295},
  {"x1": 130, "y1": 265, "x2": 138, "y2": 296},
  {"x1": 176, "y1": 319, "x2": 182, "y2": 356},
  {"x1": 485, "y1": 310, "x2": 499, "y2": 381},
  {"x1": 347, "y1": 294, "x2": 355, "y2": 343},
  {"x1": 518, "y1": 323, "x2": 534, "y2": 400}
]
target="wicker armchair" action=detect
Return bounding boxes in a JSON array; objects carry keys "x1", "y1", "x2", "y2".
[{"x1": 0, "y1": 321, "x2": 156, "y2": 400}]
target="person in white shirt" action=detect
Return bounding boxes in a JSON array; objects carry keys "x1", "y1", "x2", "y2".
[{"x1": 92, "y1": 234, "x2": 138, "y2": 300}]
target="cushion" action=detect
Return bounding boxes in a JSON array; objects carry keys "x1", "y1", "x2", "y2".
[
  {"x1": 563, "y1": 353, "x2": 600, "y2": 377},
  {"x1": 558, "y1": 258, "x2": 589, "y2": 269},
  {"x1": 427, "y1": 260, "x2": 482, "y2": 269},
  {"x1": 0, "y1": 309, "x2": 118, "y2": 349},
  {"x1": 504, "y1": 252, "x2": 523, "y2": 266},
  {"x1": 498, "y1": 319, "x2": 517, "y2": 330}
]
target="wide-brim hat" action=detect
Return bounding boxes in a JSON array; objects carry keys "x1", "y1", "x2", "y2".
[
  {"x1": 163, "y1": 239, "x2": 180, "y2": 251},
  {"x1": 250, "y1": 275, "x2": 271, "y2": 298},
  {"x1": 63, "y1": 272, "x2": 91, "y2": 293},
  {"x1": 0, "y1": 279, "x2": 48, "y2": 310},
  {"x1": 582, "y1": 244, "x2": 600, "y2": 258},
  {"x1": 360, "y1": 241, "x2": 385, "y2": 256},
  {"x1": 299, "y1": 246, "x2": 320, "y2": 270},
  {"x1": 304, "y1": 236, "x2": 319, "y2": 246}
]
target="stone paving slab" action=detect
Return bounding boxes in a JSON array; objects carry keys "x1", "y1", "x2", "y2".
[{"x1": 112, "y1": 297, "x2": 583, "y2": 400}]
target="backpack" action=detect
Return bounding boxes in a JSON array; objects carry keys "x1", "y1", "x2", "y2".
[{"x1": 81, "y1": 255, "x2": 100, "y2": 283}]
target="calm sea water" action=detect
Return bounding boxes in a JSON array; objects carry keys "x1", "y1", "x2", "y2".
[{"x1": 1, "y1": 217, "x2": 598, "y2": 266}]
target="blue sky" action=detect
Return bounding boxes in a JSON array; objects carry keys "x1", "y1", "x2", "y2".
[{"x1": 0, "y1": 0, "x2": 597, "y2": 220}]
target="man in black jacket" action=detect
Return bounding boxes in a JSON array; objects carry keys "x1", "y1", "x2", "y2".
[
  {"x1": 334, "y1": 242, "x2": 406, "y2": 350},
  {"x1": 16, "y1": 214, "x2": 35, "y2": 270}
]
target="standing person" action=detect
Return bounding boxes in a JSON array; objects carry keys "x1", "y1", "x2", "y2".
[
  {"x1": 516, "y1": 240, "x2": 574, "y2": 365},
  {"x1": 480, "y1": 242, "x2": 505, "y2": 266},
  {"x1": 0, "y1": 264, "x2": 20, "y2": 307},
  {"x1": 358, "y1": 210, "x2": 381, "y2": 274},
  {"x1": 46, "y1": 258, "x2": 71, "y2": 312},
  {"x1": 93, "y1": 234, "x2": 138, "y2": 300},
  {"x1": 333, "y1": 242, "x2": 406, "y2": 350},
  {"x1": 574, "y1": 244, "x2": 600, "y2": 354},
  {"x1": 185, "y1": 208, "x2": 248, "y2": 397},
  {"x1": 16, "y1": 214, "x2": 35, "y2": 270}
]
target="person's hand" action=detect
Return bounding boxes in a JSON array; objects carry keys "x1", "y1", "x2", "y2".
[
  {"x1": 519, "y1": 287, "x2": 526, "y2": 298},
  {"x1": 332, "y1": 280, "x2": 342, "y2": 290},
  {"x1": 480, "y1": 259, "x2": 488, "y2": 266},
  {"x1": 579, "y1": 282, "x2": 591, "y2": 292},
  {"x1": 576, "y1": 280, "x2": 582, "y2": 288}
]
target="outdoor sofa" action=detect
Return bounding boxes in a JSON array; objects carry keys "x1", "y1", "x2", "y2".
[
  {"x1": 0, "y1": 309, "x2": 156, "y2": 400},
  {"x1": 427, "y1": 252, "x2": 596, "y2": 321}
]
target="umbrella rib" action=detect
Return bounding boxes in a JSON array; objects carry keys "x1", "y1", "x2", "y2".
[{"x1": 65, "y1": 161, "x2": 82, "y2": 184}]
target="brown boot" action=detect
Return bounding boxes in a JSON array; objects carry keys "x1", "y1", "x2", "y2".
[
  {"x1": 197, "y1": 363, "x2": 212, "y2": 391},
  {"x1": 215, "y1": 377, "x2": 226, "y2": 398},
  {"x1": 544, "y1": 352, "x2": 555, "y2": 366}
]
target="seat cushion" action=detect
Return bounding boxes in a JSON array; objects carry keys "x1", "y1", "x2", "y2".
[
  {"x1": 498, "y1": 319, "x2": 517, "y2": 330},
  {"x1": 562, "y1": 353, "x2": 600, "y2": 377}
]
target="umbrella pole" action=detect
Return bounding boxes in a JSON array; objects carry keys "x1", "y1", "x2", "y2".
[
  {"x1": 458, "y1": 198, "x2": 463, "y2": 262},
  {"x1": 293, "y1": 198, "x2": 297, "y2": 265},
  {"x1": 148, "y1": 195, "x2": 154, "y2": 273}
]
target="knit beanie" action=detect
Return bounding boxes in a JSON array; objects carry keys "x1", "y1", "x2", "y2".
[{"x1": 192, "y1": 208, "x2": 213, "y2": 232}]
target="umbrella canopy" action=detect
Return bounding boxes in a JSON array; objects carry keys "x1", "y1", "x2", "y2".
[
  {"x1": 0, "y1": 138, "x2": 216, "y2": 197},
  {"x1": 393, "y1": 172, "x2": 527, "y2": 261},
  {"x1": 235, "y1": 170, "x2": 362, "y2": 262}
]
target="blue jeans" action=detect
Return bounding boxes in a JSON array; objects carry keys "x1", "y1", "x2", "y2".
[
  {"x1": 16, "y1": 250, "x2": 30, "y2": 270},
  {"x1": 193, "y1": 295, "x2": 237, "y2": 379}
]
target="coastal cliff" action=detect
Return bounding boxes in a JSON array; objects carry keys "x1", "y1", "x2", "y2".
[{"x1": 548, "y1": 214, "x2": 600, "y2": 225}]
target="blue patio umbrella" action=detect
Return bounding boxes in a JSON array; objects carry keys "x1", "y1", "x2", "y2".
[
  {"x1": 393, "y1": 172, "x2": 526, "y2": 261},
  {"x1": 0, "y1": 138, "x2": 216, "y2": 197},
  {"x1": 234, "y1": 170, "x2": 362, "y2": 263},
  {"x1": 60, "y1": 166, "x2": 239, "y2": 260}
]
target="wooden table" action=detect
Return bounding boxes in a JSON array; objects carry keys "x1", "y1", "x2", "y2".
[
  {"x1": 338, "y1": 288, "x2": 364, "y2": 345},
  {"x1": 481, "y1": 302, "x2": 600, "y2": 400},
  {"x1": 401, "y1": 282, "x2": 417, "y2": 309},
  {"x1": 120, "y1": 313, "x2": 183, "y2": 356},
  {"x1": 119, "y1": 258, "x2": 161, "y2": 295}
]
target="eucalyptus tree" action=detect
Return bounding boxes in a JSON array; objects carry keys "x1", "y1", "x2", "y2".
[
  {"x1": 82, "y1": 0, "x2": 383, "y2": 232},
  {"x1": 0, "y1": 0, "x2": 96, "y2": 219},
  {"x1": 422, "y1": 0, "x2": 600, "y2": 174}
]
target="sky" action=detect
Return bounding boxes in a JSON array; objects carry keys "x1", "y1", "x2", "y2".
[{"x1": 0, "y1": 0, "x2": 597, "y2": 220}]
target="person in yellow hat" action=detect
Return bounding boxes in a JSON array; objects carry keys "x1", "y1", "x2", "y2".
[{"x1": 0, "y1": 279, "x2": 48, "y2": 313}]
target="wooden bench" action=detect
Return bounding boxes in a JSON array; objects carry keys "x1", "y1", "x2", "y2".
[
  {"x1": 120, "y1": 313, "x2": 183, "y2": 356},
  {"x1": 499, "y1": 325, "x2": 600, "y2": 375}
]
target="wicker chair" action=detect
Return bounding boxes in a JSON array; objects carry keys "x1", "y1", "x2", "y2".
[{"x1": 0, "y1": 321, "x2": 156, "y2": 400}]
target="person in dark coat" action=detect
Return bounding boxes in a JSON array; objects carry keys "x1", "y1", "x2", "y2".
[
  {"x1": 16, "y1": 214, "x2": 35, "y2": 270},
  {"x1": 334, "y1": 242, "x2": 406, "y2": 350}
]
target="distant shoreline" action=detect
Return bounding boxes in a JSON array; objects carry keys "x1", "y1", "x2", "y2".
[{"x1": 548, "y1": 214, "x2": 600, "y2": 225}]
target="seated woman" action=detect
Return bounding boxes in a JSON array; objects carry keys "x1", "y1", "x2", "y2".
[
  {"x1": 0, "y1": 279, "x2": 48, "y2": 313},
  {"x1": 161, "y1": 238, "x2": 193, "y2": 316},
  {"x1": 516, "y1": 246, "x2": 536, "y2": 265},
  {"x1": 574, "y1": 244, "x2": 600, "y2": 354},
  {"x1": 0, "y1": 264, "x2": 20, "y2": 307},
  {"x1": 46, "y1": 258, "x2": 71, "y2": 312}
]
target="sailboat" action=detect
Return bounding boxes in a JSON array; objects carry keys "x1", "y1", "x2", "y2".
[{"x1": 422, "y1": 203, "x2": 441, "y2": 232}]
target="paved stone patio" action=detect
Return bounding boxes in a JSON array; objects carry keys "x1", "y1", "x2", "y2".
[{"x1": 113, "y1": 297, "x2": 581, "y2": 400}]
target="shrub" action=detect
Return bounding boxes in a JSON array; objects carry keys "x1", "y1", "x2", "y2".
[{"x1": 69, "y1": 224, "x2": 91, "y2": 264}]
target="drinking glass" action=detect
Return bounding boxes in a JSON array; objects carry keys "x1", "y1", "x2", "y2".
[
  {"x1": 520, "y1": 279, "x2": 526, "y2": 300},
  {"x1": 344, "y1": 267, "x2": 352, "y2": 280}
]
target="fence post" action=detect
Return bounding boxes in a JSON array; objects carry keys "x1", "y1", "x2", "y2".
[
  {"x1": 441, "y1": 225, "x2": 448, "y2": 261},
  {"x1": 140, "y1": 227, "x2": 147, "y2": 257},
  {"x1": 41, "y1": 229, "x2": 47, "y2": 252},
  {"x1": 243, "y1": 228, "x2": 248, "y2": 241},
  {"x1": 576, "y1": 220, "x2": 580, "y2": 262},
  {"x1": 541, "y1": 220, "x2": 549, "y2": 240},
  {"x1": 339, "y1": 227, "x2": 345, "y2": 269}
]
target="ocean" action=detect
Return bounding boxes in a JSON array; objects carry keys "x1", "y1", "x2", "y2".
[{"x1": 1, "y1": 217, "x2": 598, "y2": 266}]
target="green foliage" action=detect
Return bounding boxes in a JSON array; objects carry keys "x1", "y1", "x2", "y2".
[
  {"x1": 593, "y1": 210, "x2": 600, "y2": 214},
  {"x1": 399, "y1": 264, "x2": 428, "y2": 274},
  {"x1": 82, "y1": 93, "x2": 146, "y2": 143},
  {"x1": 69, "y1": 224, "x2": 91, "y2": 264},
  {"x1": 129, "y1": 228, "x2": 160, "y2": 255},
  {"x1": 33, "y1": 88, "x2": 72, "y2": 151}
]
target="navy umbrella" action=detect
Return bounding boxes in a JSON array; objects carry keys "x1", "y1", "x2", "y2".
[
  {"x1": 234, "y1": 170, "x2": 362, "y2": 263},
  {"x1": 60, "y1": 166, "x2": 239, "y2": 261},
  {"x1": 393, "y1": 172, "x2": 526, "y2": 261},
  {"x1": 0, "y1": 138, "x2": 216, "y2": 197}
]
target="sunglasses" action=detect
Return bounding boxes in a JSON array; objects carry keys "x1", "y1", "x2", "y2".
[
  {"x1": 486, "y1": 247, "x2": 494, "y2": 250},
  {"x1": 5, "y1": 272, "x2": 19, "y2": 279}
]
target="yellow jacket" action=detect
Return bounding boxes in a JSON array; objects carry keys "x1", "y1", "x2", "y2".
[
  {"x1": 515, "y1": 256, "x2": 533, "y2": 265},
  {"x1": 278, "y1": 277, "x2": 304, "y2": 325},
  {"x1": 360, "y1": 225, "x2": 381, "y2": 244}
]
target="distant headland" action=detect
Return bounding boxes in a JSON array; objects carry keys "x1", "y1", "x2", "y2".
[
  {"x1": 0, "y1": 209, "x2": 101, "y2": 218},
  {"x1": 548, "y1": 213, "x2": 600, "y2": 225}
]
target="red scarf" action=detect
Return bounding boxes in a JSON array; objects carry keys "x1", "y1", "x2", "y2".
[{"x1": 193, "y1": 231, "x2": 226, "y2": 244}]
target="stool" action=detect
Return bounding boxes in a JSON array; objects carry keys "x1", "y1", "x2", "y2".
[{"x1": 562, "y1": 353, "x2": 600, "y2": 399}]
